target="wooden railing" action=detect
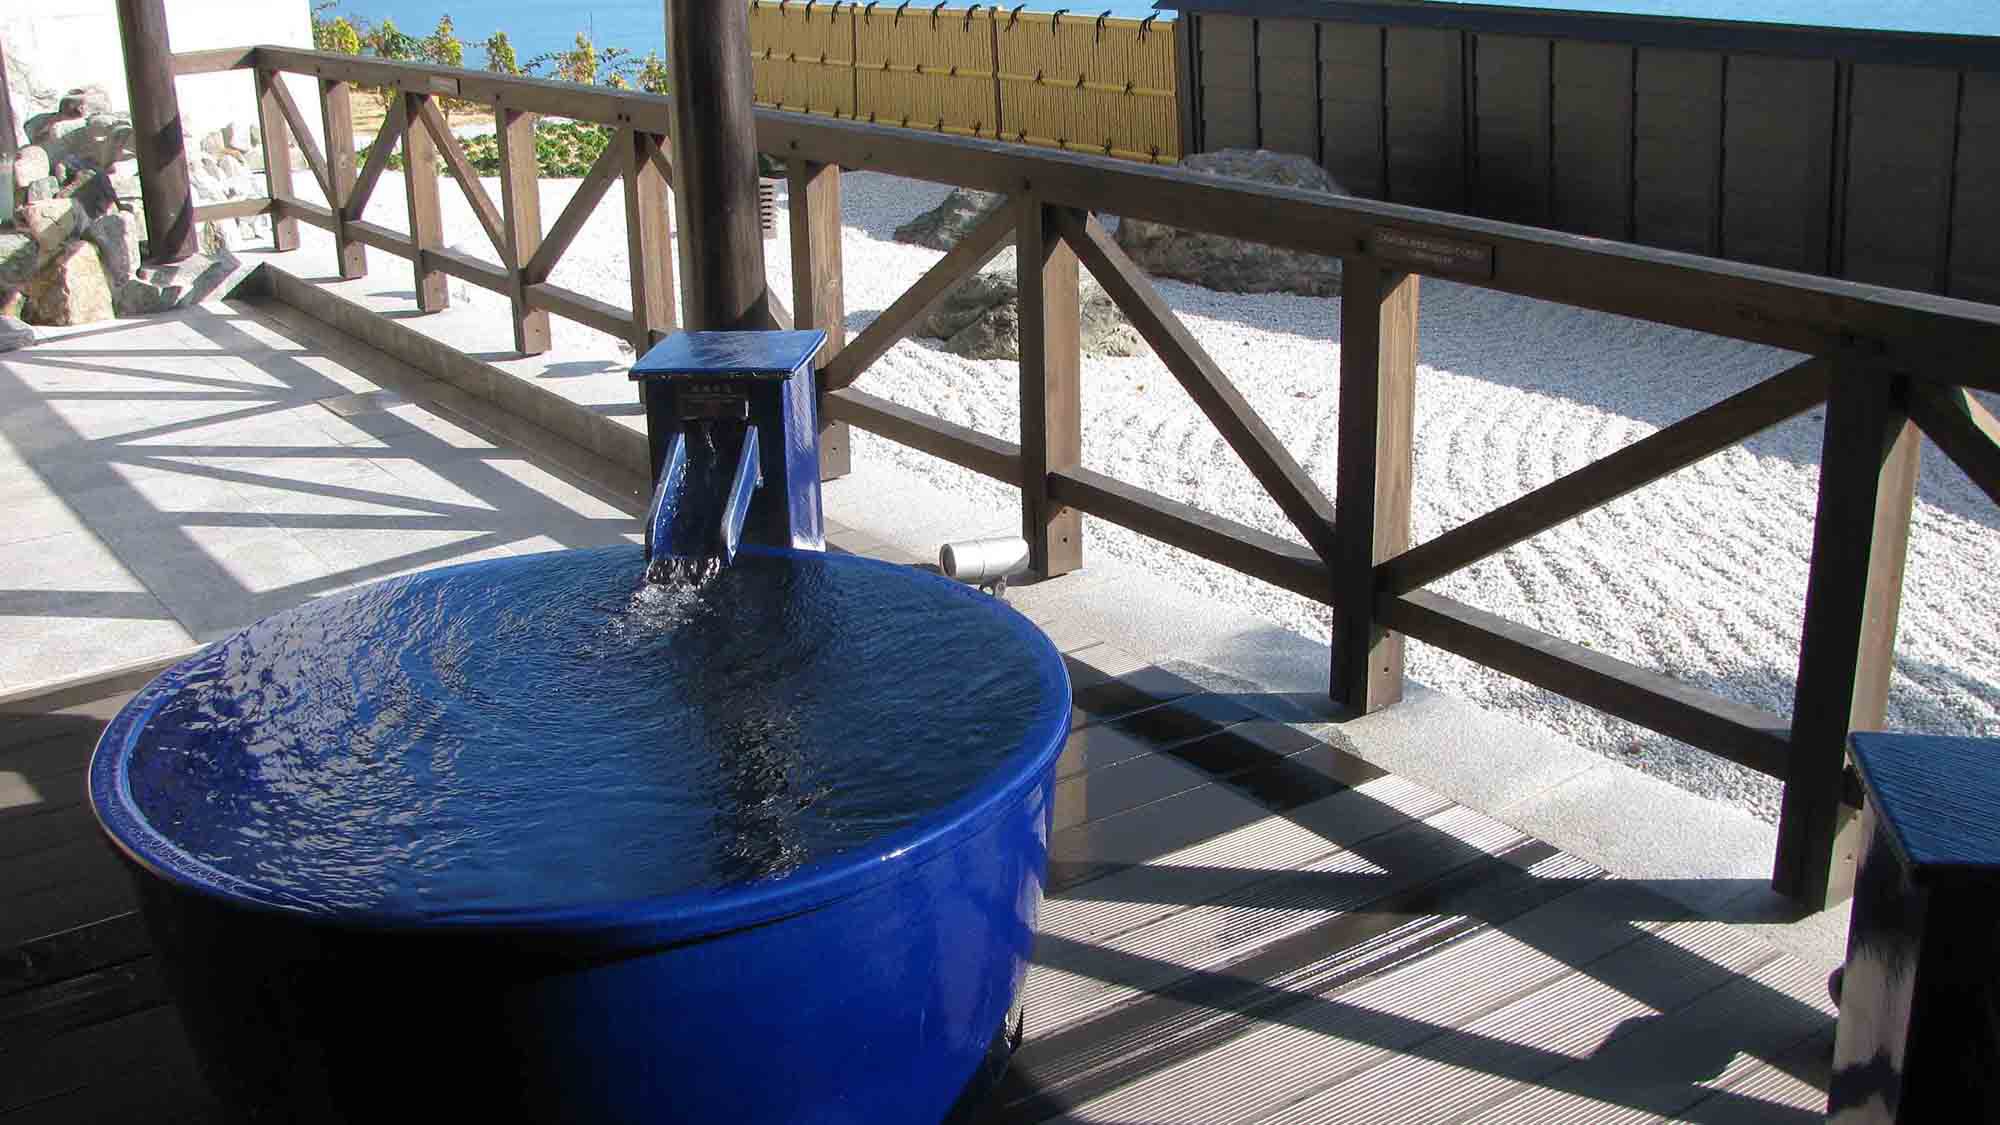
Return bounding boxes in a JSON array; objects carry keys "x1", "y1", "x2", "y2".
[{"x1": 167, "y1": 46, "x2": 2000, "y2": 910}]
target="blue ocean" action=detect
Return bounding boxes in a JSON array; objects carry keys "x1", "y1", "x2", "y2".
[{"x1": 326, "y1": 0, "x2": 2000, "y2": 70}]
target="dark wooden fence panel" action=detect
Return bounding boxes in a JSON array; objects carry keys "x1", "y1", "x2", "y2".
[
  {"x1": 1257, "y1": 18, "x2": 1319, "y2": 159},
  {"x1": 1720, "y1": 55, "x2": 1836, "y2": 275},
  {"x1": 1950, "y1": 72, "x2": 2000, "y2": 303},
  {"x1": 1633, "y1": 48, "x2": 1722, "y2": 255},
  {"x1": 1472, "y1": 34, "x2": 1551, "y2": 227},
  {"x1": 1550, "y1": 41, "x2": 1633, "y2": 240},
  {"x1": 1199, "y1": 15, "x2": 1258, "y2": 150},
  {"x1": 1319, "y1": 21, "x2": 1384, "y2": 196},
  {"x1": 1841, "y1": 64, "x2": 1962, "y2": 293},
  {"x1": 1384, "y1": 26, "x2": 1465, "y2": 210},
  {"x1": 1184, "y1": 6, "x2": 1996, "y2": 306}
]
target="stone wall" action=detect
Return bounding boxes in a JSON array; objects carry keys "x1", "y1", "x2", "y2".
[
  {"x1": 1, "y1": 1, "x2": 318, "y2": 154},
  {"x1": 0, "y1": 1, "x2": 305, "y2": 346}
]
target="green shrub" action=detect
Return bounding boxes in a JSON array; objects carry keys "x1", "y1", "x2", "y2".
[
  {"x1": 484, "y1": 31, "x2": 520, "y2": 76},
  {"x1": 364, "y1": 120, "x2": 613, "y2": 179}
]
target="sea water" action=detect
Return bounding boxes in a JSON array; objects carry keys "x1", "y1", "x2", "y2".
[{"x1": 118, "y1": 546, "x2": 1063, "y2": 918}]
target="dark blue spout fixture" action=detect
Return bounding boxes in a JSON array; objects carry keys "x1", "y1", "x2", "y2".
[{"x1": 631, "y1": 330, "x2": 829, "y2": 572}]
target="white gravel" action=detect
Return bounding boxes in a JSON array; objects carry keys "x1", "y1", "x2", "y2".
[{"x1": 329, "y1": 168, "x2": 2000, "y2": 822}]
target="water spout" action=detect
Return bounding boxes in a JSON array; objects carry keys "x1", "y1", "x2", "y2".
[{"x1": 645, "y1": 421, "x2": 765, "y2": 584}]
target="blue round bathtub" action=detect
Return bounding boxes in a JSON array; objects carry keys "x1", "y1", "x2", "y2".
[{"x1": 88, "y1": 545, "x2": 1070, "y2": 1123}]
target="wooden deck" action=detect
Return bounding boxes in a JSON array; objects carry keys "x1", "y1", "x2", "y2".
[{"x1": 0, "y1": 648, "x2": 1836, "y2": 1123}]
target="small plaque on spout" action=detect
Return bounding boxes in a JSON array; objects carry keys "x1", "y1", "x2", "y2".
[{"x1": 1366, "y1": 227, "x2": 1495, "y2": 279}]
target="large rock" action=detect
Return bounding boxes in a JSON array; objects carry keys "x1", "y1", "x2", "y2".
[
  {"x1": 59, "y1": 86, "x2": 114, "y2": 119},
  {"x1": 0, "y1": 315, "x2": 37, "y2": 353},
  {"x1": 60, "y1": 168, "x2": 120, "y2": 220},
  {"x1": 894, "y1": 188, "x2": 1008, "y2": 250},
  {"x1": 88, "y1": 211, "x2": 141, "y2": 286},
  {"x1": 0, "y1": 233, "x2": 40, "y2": 288},
  {"x1": 13, "y1": 145, "x2": 51, "y2": 189},
  {"x1": 1113, "y1": 149, "x2": 1347, "y2": 296},
  {"x1": 48, "y1": 115, "x2": 134, "y2": 175},
  {"x1": 18, "y1": 198, "x2": 79, "y2": 251},
  {"x1": 25, "y1": 241, "x2": 115, "y2": 325},
  {"x1": 917, "y1": 268, "x2": 1144, "y2": 361},
  {"x1": 22, "y1": 176, "x2": 59, "y2": 204}
]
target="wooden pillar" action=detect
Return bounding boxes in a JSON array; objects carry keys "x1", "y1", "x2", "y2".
[
  {"x1": 665, "y1": 0, "x2": 767, "y2": 330},
  {"x1": 789, "y1": 160, "x2": 850, "y2": 481},
  {"x1": 318, "y1": 79, "x2": 365, "y2": 279},
  {"x1": 1017, "y1": 198, "x2": 1084, "y2": 578},
  {"x1": 254, "y1": 69, "x2": 300, "y2": 252},
  {"x1": 115, "y1": 0, "x2": 196, "y2": 263},
  {"x1": 624, "y1": 130, "x2": 677, "y2": 353},
  {"x1": 494, "y1": 108, "x2": 550, "y2": 356},
  {"x1": 400, "y1": 93, "x2": 448, "y2": 312},
  {"x1": 1773, "y1": 370, "x2": 1920, "y2": 909},
  {"x1": 1331, "y1": 260, "x2": 1420, "y2": 713}
]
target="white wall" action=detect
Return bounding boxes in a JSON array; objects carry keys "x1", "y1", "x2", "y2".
[{"x1": 3, "y1": 0, "x2": 319, "y2": 148}]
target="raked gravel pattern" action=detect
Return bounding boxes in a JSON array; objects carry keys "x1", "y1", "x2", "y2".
[{"x1": 330, "y1": 169, "x2": 1999, "y2": 823}]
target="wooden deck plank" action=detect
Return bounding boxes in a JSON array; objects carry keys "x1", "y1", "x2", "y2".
[
  {"x1": 0, "y1": 1005, "x2": 192, "y2": 1113},
  {"x1": 1027, "y1": 805, "x2": 1532, "y2": 1036},
  {"x1": 1464, "y1": 955, "x2": 1835, "y2": 1123},
  {"x1": 1004, "y1": 845, "x2": 1600, "y2": 1121},
  {"x1": 0, "y1": 956, "x2": 170, "y2": 1053},
  {"x1": 1266, "y1": 919, "x2": 1777, "y2": 1123},
  {"x1": 1, "y1": 914, "x2": 151, "y2": 1000},
  {"x1": 1040, "y1": 878, "x2": 1686, "y2": 1124}
]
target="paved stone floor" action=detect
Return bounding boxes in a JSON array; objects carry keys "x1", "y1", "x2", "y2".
[{"x1": 0, "y1": 303, "x2": 638, "y2": 693}]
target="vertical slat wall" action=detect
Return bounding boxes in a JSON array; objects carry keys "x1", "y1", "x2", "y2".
[
  {"x1": 1633, "y1": 49, "x2": 1721, "y2": 255},
  {"x1": 1471, "y1": 35, "x2": 1551, "y2": 227},
  {"x1": 1721, "y1": 56, "x2": 1836, "y2": 274},
  {"x1": 1318, "y1": 22, "x2": 1384, "y2": 197},
  {"x1": 1197, "y1": 14, "x2": 1257, "y2": 150},
  {"x1": 1952, "y1": 74, "x2": 2000, "y2": 303},
  {"x1": 1550, "y1": 42, "x2": 1633, "y2": 240},
  {"x1": 1841, "y1": 64, "x2": 1962, "y2": 293},
  {"x1": 749, "y1": 2, "x2": 857, "y2": 118},
  {"x1": 857, "y1": 7, "x2": 996, "y2": 137},
  {"x1": 1384, "y1": 28, "x2": 1465, "y2": 211},
  {"x1": 992, "y1": 10, "x2": 1179, "y2": 160},
  {"x1": 1256, "y1": 18, "x2": 1318, "y2": 159}
]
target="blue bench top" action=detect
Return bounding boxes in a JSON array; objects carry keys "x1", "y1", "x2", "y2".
[
  {"x1": 630, "y1": 330, "x2": 828, "y2": 380},
  {"x1": 1849, "y1": 732, "x2": 2000, "y2": 884}
]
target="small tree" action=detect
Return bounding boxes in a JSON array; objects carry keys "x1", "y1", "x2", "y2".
[
  {"x1": 484, "y1": 31, "x2": 520, "y2": 76},
  {"x1": 421, "y1": 15, "x2": 475, "y2": 114},
  {"x1": 363, "y1": 18, "x2": 421, "y2": 110},
  {"x1": 529, "y1": 32, "x2": 599, "y2": 87},
  {"x1": 422, "y1": 15, "x2": 464, "y2": 70},
  {"x1": 322, "y1": 17, "x2": 362, "y2": 56},
  {"x1": 636, "y1": 52, "x2": 670, "y2": 96}
]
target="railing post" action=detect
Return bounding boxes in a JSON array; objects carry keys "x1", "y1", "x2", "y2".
[
  {"x1": 495, "y1": 107, "x2": 550, "y2": 356},
  {"x1": 666, "y1": 0, "x2": 768, "y2": 330},
  {"x1": 1017, "y1": 197, "x2": 1083, "y2": 578},
  {"x1": 318, "y1": 79, "x2": 364, "y2": 279},
  {"x1": 115, "y1": 0, "x2": 196, "y2": 263},
  {"x1": 1773, "y1": 369, "x2": 1920, "y2": 909},
  {"x1": 400, "y1": 92, "x2": 448, "y2": 312},
  {"x1": 255, "y1": 68, "x2": 299, "y2": 252},
  {"x1": 623, "y1": 130, "x2": 677, "y2": 352},
  {"x1": 1331, "y1": 259, "x2": 1420, "y2": 713},
  {"x1": 789, "y1": 159, "x2": 850, "y2": 481}
]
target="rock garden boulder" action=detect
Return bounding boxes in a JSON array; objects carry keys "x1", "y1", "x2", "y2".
[
  {"x1": 1113, "y1": 149, "x2": 1347, "y2": 297},
  {"x1": 0, "y1": 315, "x2": 37, "y2": 353},
  {"x1": 894, "y1": 188, "x2": 1008, "y2": 250},
  {"x1": 917, "y1": 267, "x2": 1144, "y2": 361},
  {"x1": 25, "y1": 241, "x2": 114, "y2": 326}
]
